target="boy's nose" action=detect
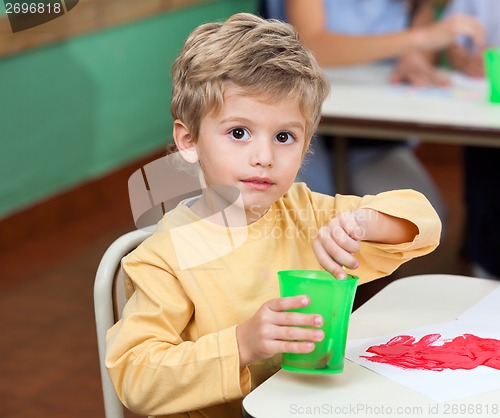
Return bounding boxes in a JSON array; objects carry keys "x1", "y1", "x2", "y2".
[{"x1": 249, "y1": 138, "x2": 273, "y2": 167}]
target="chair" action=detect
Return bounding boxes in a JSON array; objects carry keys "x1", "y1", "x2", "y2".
[
  {"x1": 94, "y1": 151, "x2": 204, "y2": 417},
  {"x1": 94, "y1": 227, "x2": 154, "y2": 418}
]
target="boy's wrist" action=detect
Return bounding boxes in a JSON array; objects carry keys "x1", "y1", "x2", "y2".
[
  {"x1": 352, "y1": 208, "x2": 378, "y2": 241},
  {"x1": 236, "y1": 325, "x2": 252, "y2": 367}
]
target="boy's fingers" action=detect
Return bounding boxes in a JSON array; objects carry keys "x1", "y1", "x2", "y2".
[
  {"x1": 312, "y1": 240, "x2": 348, "y2": 279},
  {"x1": 266, "y1": 340, "x2": 316, "y2": 355},
  {"x1": 267, "y1": 295, "x2": 309, "y2": 312},
  {"x1": 314, "y1": 232, "x2": 359, "y2": 271},
  {"x1": 284, "y1": 341, "x2": 317, "y2": 354},
  {"x1": 320, "y1": 224, "x2": 360, "y2": 254},
  {"x1": 329, "y1": 214, "x2": 365, "y2": 245},
  {"x1": 274, "y1": 325, "x2": 324, "y2": 343},
  {"x1": 336, "y1": 214, "x2": 355, "y2": 236},
  {"x1": 274, "y1": 311, "x2": 323, "y2": 327}
]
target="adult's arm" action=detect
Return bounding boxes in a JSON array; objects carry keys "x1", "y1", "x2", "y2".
[
  {"x1": 390, "y1": 1, "x2": 450, "y2": 86},
  {"x1": 286, "y1": 0, "x2": 484, "y2": 66}
]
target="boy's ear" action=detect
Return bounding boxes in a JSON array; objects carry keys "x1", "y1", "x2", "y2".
[{"x1": 173, "y1": 120, "x2": 199, "y2": 163}]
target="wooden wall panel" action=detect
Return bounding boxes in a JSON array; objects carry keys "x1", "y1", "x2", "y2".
[{"x1": 0, "y1": 0, "x2": 211, "y2": 58}]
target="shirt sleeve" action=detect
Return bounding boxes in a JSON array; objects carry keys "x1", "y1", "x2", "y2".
[
  {"x1": 105, "y1": 234, "x2": 250, "y2": 416},
  {"x1": 355, "y1": 189, "x2": 441, "y2": 283},
  {"x1": 309, "y1": 186, "x2": 442, "y2": 284}
]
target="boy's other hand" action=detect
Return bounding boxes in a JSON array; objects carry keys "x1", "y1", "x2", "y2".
[{"x1": 236, "y1": 296, "x2": 324, "y2": 367}]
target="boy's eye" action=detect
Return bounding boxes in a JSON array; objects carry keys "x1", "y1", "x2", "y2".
[
  {"x1": 229, "y1": 128, "x2": 250, "y2": 141},
  {"x1": 275, "y1": 131, "x2": 295, "y2": 144}
]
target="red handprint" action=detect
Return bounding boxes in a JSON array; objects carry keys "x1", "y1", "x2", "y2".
[{"x1": 362, "y1": 334, "x2": 500, "y2": 371}]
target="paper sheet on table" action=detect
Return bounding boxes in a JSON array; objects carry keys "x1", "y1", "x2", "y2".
[
  {"x1": 450, "y1": 72, "x2": 488, "y2": 91},
  {"x1": 346, "y1": 320, "x2": 500, "y2": 403},
  {"x1": 457, "y1": 286, "x2": 500, "y2": 324},
  {"x1": 386, "y1": 71, "x2": 487, "y2": 101}
]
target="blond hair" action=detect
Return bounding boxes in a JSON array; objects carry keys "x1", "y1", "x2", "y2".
[{"x1": 170, "y1": 12, "x2": 329, "y2": 144}]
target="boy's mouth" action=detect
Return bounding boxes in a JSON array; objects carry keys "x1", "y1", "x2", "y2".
[{"x1": 241, "y1": 177, "x2": 274, "y2": 191}]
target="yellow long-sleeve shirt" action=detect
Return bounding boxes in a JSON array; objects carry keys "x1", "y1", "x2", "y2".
[{"x1": 106, "y1": 183, "x2": 441, "y2": 418}]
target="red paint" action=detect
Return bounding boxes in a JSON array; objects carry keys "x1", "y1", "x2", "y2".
[{"x1": 362, "y1": 334, "x2": 500, "y2": 371}]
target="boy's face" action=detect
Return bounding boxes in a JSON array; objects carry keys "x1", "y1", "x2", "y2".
[{"x1": 188, "y1": 84, "x2": 308, "y2": 223}]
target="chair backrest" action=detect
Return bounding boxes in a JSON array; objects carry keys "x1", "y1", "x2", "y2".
[{"x1": 94, "y1": 227, "x2": 153, "y2": 418}]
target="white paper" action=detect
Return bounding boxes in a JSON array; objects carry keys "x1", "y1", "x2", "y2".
[
  {"x1": 457, "y1": 286, "x2": 500, "y2": 324},
  {"x1": 346, "y1": 320, "x2": 500, "y2": 403},
  {"x1": 384, "y1": 71, "x2": 487, "y2": 102},
  {"x1": 450, "y1": 72, "x2": 488, "y2": 91}
]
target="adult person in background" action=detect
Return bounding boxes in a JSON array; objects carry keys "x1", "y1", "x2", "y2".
[
  {"x1": 443, "y1": 0, "x2": 500, "y2": 279},
  {"x1": 261, "y1": 0, "x2": 484, "y2": 228}
]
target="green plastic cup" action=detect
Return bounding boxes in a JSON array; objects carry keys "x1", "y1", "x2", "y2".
[
  {"x1": 484, "y1": 48, "x2": 500, "y2": 104},
  {"x1": 278, "y1": 270, "x2": 359, "y2": 374}
]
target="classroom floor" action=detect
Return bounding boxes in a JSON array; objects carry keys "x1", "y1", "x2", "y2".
[{"x1": 0, "y1": 143, "x2": 472, "y2": 418}]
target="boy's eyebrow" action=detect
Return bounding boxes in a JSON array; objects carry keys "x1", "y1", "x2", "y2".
[{"x1": 220, "y1": 117, "x2": 305, "y2": 132}]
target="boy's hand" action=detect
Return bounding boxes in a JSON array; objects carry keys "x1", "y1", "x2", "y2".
[
  {"x1": 236, "y1": 296, "x2": 324, "y2": 367},
  {"x1": 313, "y1": 208, "x2": 419, "y2": 279},
  {"x1": 312, "y1": 210, "x2": 368, "y2": 279}
]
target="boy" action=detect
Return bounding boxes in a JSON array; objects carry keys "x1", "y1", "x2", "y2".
[{"x1": 106, "y1": 13, "x2": 441, "y2": 418}]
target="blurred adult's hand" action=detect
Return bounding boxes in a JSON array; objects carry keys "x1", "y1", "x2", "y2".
[
  {"x1": 447, "y1": 45, "x2": 485, "y2": 78},
  {"x1": 390, "y1": 51, "x2": 450, "y2": 87},
  {"x1": 413, "y1": 14, "x2": 485, "y2": 52}
]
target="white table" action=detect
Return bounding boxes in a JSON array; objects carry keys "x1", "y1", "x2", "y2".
[
  {"x1": 242, "y1": 274, "x2": 500, "y2": 418},
  {"x1": 321, "y1": 64, "x2": 500, "y2": 146},
  {"x1": 319, "y1": 64, "x2": 500, "y2": 192}
]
